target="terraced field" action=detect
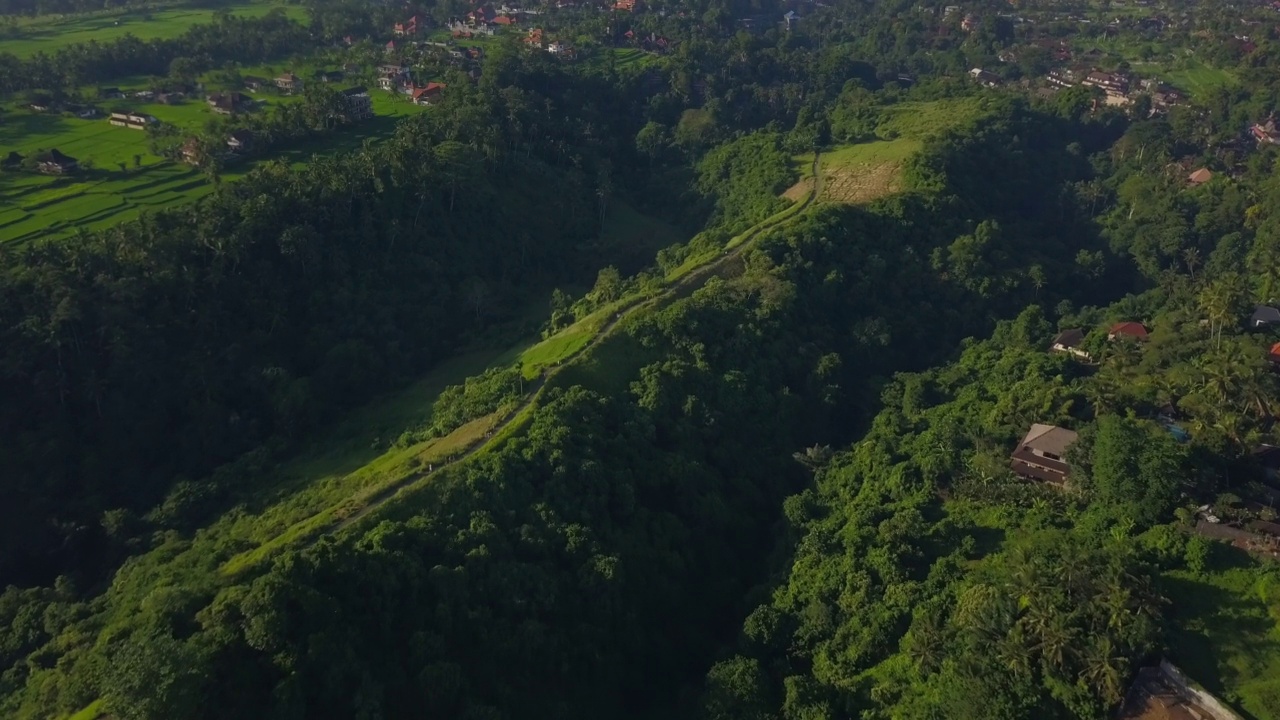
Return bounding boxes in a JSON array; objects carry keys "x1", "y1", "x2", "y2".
[
  {"x1": 0, "y1": 3, "x2": 307, "y2": 58},
  {"x1": 0, "y1": 93, "x2": 422, "y2": 243}
]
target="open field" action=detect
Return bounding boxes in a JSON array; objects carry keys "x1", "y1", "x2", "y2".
[
  {"x1": 0, "y1": 3, "x2": 307, "y2": 58},
  {"x1": 784, "y1": 138, "x2": 919, "y2": 204},
  {"x1": 0, "y1": 92, "x2": 421, "y2": 243},
  {"x1": 1160, "y1": 552, "x2": 1280, "y2": 720},
  {"x1": 1160, "y1": 60, "x2": 1238, "y2": 97},
  {"x1": 876, "y1": 96, "x2": 987, "y2": 139},
  {"x1": 782, "y1": 98, "x2": 984, "y2": 205}
]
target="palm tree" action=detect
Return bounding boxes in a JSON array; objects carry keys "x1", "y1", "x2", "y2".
[
  {"x1": 905, "y1": 611, "x2": 946, "y2": 674},
  {"x1": 1030, "y1": 611, "x2": 1077, "y2": 673},
  {"x1": 1081, "y1": 636, "x2": 1128, "y2": 705},
  {"x1": 1083, "y1": 376, "x2": 1120, "y2": 417},
  {"x1": 996, "y1": 625, "x2": 1033, "y2": 678}
]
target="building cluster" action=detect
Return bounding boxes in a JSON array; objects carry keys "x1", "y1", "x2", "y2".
[
  {"x1": 1032, "y1": 313, "x2": 1280, "y2": 561},
  {"x1": 375, "y1": 62, "x2": 450, "y2": 104}
]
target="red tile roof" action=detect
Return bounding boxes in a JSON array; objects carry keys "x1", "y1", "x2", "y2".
[{"x1": 1108, "y1": 321, "x2": 1148, "y2": 341}]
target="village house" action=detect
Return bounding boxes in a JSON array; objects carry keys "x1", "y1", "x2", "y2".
[
  {"x1": 393, "y1": 15, "x2": 420, "y2": 35},
  {"x1": 108, "y1": 110, "x2": 152, "y2": 130},
  {"x1": 28, "y1": 95, "x2": 54, "y2": 112},
  {"x1": 1107, "y1": 321, "x2": 1149, "y2": 342},
  {"x1": 2, "y1": 151, "x2": 22, "y2": 170},
  {"x1": 98, "y1": 86, "x2": 123, "y2": 99},
  {"x1": 35, "y1": 148, "x2": 78, "y2": 174},
  {"x1": 226, "y1": 129, "x2": 255, "y2": 154},
  {"x1": 1151, "y1": 89, "x2": 1184, "y2": 110},
  {"x1": 614, "y1": 0, "x2": 637, "y2": 10},
  {"x1": 546, "y1": 41, "x2": 573, "y2": 56},
  {"x1": 242, "y1": 76, "x2": 267, "y2": 92},
  {"x1": 783, "y1": 10, "x2": 799, "y2": 29},
  {"x1": 207, "y1": 92, "x2": 253, "y2": 115},
  {"x1": 968, "y1": 68, "x2": 1001, "y2": 87},
  {"x1": 1187, "y1": 168, "x2": 1213, "y2": 186},
  {"x1": 1010, "y1": 423, "x2": 1079, "y2": 484},
  {"x1": 132, "y1": 90, "x2": 155, "y2": 101},
  {"x1": 340, "y1": 86, "x2": 374, "y2": 120},
  {"x1": 316, "y1": 69, "x2": 345, "y2": 84},
  {"x1": 379, "y1": 74, "x2": 413, "y2": 92},
  {"x1": 1046, "y1": 69, "x2": 1077, "y2": 88},
  {"x1": 274, "y1": 73, "x2": 303, "y2": 94},
  {"x1": 1050, "y1": 328, "x2": 1092, "y2": 360},
  {"x1": 1251, "y1": 305, "x2": 1280, "y2": 329},
  {"x1": 1081, "y1": 70, "x2": 1130, "y2": 98},
  {"x1": 467, "y1": 6, "x2": 497, "y2": 24},
  {"x1": 450, "y1": 20, "x2": 488, "y2": 36},
  {"x1": 960, "y1": 13, "x2": 978, "y2": 31},
  {"x1": 411, "y1": 82, "x2": 446, "y2": 105},
  {"x1": 1251, "y1": 114, "x2": 1280, "y2": 145}
]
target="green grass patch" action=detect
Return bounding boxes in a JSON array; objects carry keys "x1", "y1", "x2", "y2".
[
  {"x1": 1160, "y1": 60, "x2": 1238, "y2": 98},
  {"x1": 1160, "y1": 551, "x2": 1280, "y2": 720},
  {"x1": 821, "y1": 138, "x2": 921, "y2": 166},
  {"x1": 64, "y1": 699, "x2": 104, "y2": 720},
  {"x1": 876, "y1": 97, "x2": 987, "y2": 141},
  {"x1": 516, "y1": 317, "x2": 604, "y2": 379},
  {"x1": 0, "y1": 3, "x2": 307, "y2": 59},
  {"x1": 548, "y1": 330, "x2": 652, "y2": 398}
]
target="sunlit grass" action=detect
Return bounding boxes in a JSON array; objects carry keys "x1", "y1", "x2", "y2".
[{"x1": 1, "y1": 3, "x2": 307, "y2": 58}]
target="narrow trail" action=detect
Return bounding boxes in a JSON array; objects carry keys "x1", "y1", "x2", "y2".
[{"x1": 324, "y1": 152, "x2": 823, "y2": 538}]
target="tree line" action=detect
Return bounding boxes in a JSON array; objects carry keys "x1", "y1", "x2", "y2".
[{"x1": 0, "y1": 10, "x2": 309, "y2": 94}]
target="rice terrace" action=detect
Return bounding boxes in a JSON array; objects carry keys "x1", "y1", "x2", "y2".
[{"x1": 0, "y1": 3, "x2": 306, "y2": 57}]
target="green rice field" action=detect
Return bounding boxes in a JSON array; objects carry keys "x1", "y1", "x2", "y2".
[
  {"x1": 1160, "y1": 60, "x2": 1238, "y2": 97},
  {"x1": 0, "y1": 3, "x2": 307, "y2": 58},
  {"x1": 0, "y1": 92, "x2": 422, "y2": 243}
]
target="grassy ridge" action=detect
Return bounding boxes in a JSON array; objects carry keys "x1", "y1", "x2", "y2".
[{"x1": 216, "y1": 169, "x2": 825, "y2": 575}]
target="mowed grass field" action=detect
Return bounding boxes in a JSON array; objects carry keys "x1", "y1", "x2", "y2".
[
  {"x1": 783, "y1": 97, "x2": 984, "y2": 205},
  {"x1": 0, "y1": 92, "x2": 422, "y2": 243},
  {"x1": 0, "y1": 3, "x2": 307, "y2": 58}
]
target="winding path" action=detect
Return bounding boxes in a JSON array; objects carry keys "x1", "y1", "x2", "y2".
[{"x1": 326, "y1": 152, "x2": 823, "y2": 536}]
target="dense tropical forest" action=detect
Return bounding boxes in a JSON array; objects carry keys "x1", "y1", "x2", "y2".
[{"x1": 4, "y1": 0, "x2": 1280, "y2": 718}]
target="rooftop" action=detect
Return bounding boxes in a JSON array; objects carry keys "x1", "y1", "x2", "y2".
[{"x1": 1020, "y1": 423, "x2": 1079, "y2": 457}]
